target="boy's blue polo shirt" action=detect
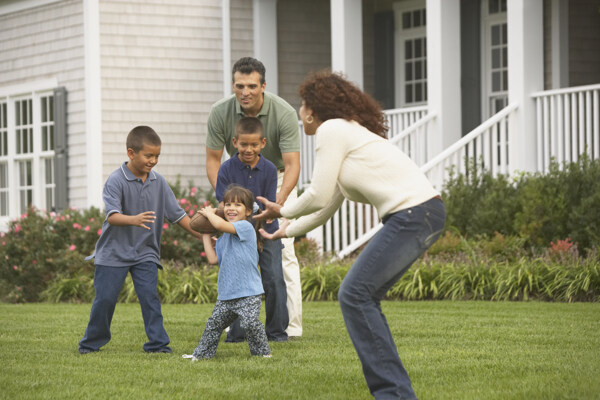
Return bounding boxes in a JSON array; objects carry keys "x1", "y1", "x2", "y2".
[
  {"x1": 215, "y1": 220, "x2": 263, "y2": 300},
  {"x1": 87, "y1": 162, "x2": 187, "y2": 267},
  {"x1": 216, "y1": 153, "x2": 279, "y2": 234}
]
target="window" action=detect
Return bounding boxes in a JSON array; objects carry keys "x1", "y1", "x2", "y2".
[
  {"x1": 394, "y1": 1, "x2": 428, "y2": 107},
  {"x1": 0, "y1": 89, "x2": 57, "y2": 226},
  {"x1": 482, "y1": 0, "x2": 509, "y2": 164},
  {"x1": 482, "y1": 0, "x2": 508, "y2": 118}
]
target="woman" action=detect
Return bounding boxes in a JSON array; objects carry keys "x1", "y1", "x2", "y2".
[{"x1": 256, "y1": 71, "x2": 446, "y2": 399}]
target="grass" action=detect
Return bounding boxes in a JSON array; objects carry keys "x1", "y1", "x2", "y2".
[{"x1": 1, "y1": 301, "x2": 599, "y2": 400}]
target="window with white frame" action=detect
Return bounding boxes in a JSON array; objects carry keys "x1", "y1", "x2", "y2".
[
  {"x1": 482, "y1": 0, "x2": 508, "y2": 118},
  {"x1": 0, "y1": 90, "x2": 56, "y2": 221},
  {"x1": 394, "y1": 1, "x2": 427, "y2": 107}
]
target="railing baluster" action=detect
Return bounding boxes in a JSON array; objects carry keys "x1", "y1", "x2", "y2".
[
  {"x1": 341, "y1": 199, "x2": 348, "y2": 249},
  {"x1": 586, "y1": 90, "x2": 592, "y2": 158},
  {"x1": 564, "y1": 94, "x2": 571, "y2": 163},
  {"x1": 579, "y1": 91, "x2": 585, "y2": 158},
  {"x1": 556, "y1": 94, "x2": 564, "y2": 164},
  {"x1": 349, "y1": 200, "x2": 356, "y2": 244},
  {"x1": 550, "y1": 95, "x2": 556, "y2": 165},
  {"x1": 594, "y1": 90, "x2": 599, "y2": 159},
  {"x1": 357, "y1": 202, "x2": 364, "y2": 241},
  {"x1": 491, "y1": 123, "x2": 499, "y2": 175},
  {"x1": 542, "y1": 96, "x2": 550, "y2": 171},
  {"x1": 535, "y1": 98, "x2": 543, "y2": 171},
  {"x1": 570, "y1": 93, "x2": 578, "y2": 161},
  {"x1": 333, "y1": 206, "x2": 340, "y2": 253},
  {"x1": 324, "y1": 218, "x2": 332, "y2": 254}
]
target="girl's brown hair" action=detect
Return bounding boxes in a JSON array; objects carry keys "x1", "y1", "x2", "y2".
[
  {"x1": 222, "y1": 184, "x2": 264, "y2": 251},
  {"x1": 299, "y1": 70, "x2": 388, "y2": 138}
]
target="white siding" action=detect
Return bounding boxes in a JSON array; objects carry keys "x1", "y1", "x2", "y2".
[
  {"x1": 569, "y1": 0, "x2": 600, "y2": 86},
  {"x1": 0, "y1": 0, "x2": 88, "y2": 208},
  {"x1": 99, "y1": 0, "x2": 224, "y2": 191},
  {"x1": 230, "y1": 0, "x2": 253, "y2": 66}
]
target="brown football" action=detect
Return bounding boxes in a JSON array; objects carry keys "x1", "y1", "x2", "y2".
[{"x1": 190, "y1": 205, "x2": 225, "y2": 234}]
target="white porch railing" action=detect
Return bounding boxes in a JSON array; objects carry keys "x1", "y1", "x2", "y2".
[
  {"x1": 298, "y1": 105, "x2": 429, "y2": 190},
  {"x1": 422, "y1": 103, "x2": 518, "y2": 191},
  {"x1": 299, "y1": 83, "x2": 599, "y2": 258},
  {"x1": 532, "y1": 83, "x2": 600, "y2": 172},
  {"x1": 389, "y1": 112, "x2": 437, "y2": 167},
  {"x1": 385, "y1": 105, "x2": 429, "y2": 141},
  {"x1": 332, "y1": 105, "x2": 517, "y2": 259}
]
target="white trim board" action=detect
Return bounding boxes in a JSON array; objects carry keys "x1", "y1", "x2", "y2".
[
  {"x1": 0, "y1": 79, "x2": 59, "y2": 98},
  {"x1": 0, "y1": 0, "x2": 62, "y2": 16}
]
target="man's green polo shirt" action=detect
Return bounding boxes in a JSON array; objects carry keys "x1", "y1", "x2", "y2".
[{"x1": 206, "y1": 92, "x2": 300, "y2": 170}]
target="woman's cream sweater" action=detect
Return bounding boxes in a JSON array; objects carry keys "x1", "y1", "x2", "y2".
[{"x1": 281, "y1": 118, "x2": 439, "y2": 237}]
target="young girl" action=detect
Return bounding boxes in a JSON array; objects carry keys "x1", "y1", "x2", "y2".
[{"x1": 184, "y1": 185, "x2": 271, "y2": 360}]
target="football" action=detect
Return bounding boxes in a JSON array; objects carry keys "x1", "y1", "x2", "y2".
[{"x1": 190, "y1": 205, "x2": 225, "y2": 234}]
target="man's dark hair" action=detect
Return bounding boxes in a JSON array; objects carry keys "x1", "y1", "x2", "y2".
[
  {"x1": 126, "y1": 126, "x2": 161, "y2": 152},
  {"x1": 235, "y1": 117, "x2": 264, "y2": 139},
  {"x1": 232, "y1": 57, "x2": 266, "y2": 85}
]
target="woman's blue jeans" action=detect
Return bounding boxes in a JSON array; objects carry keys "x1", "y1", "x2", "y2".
[{"x1": 338, "y1": 197, "x2": 446, "y2": 400}]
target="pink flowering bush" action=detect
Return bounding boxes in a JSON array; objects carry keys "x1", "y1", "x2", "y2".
[
  {"x1": 0, "y1": 206, "x2": 102, "y2": 302},
  {"x1": 160, "y1": 178, "x2": 216, "y2": 264},
  {"x1": 0, "y1": 180, "x2": 215, "y2": 302}
]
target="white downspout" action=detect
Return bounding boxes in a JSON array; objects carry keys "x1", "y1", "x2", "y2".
[
  {"x1": 83, "y1": 0, "x2": 103, "y2": 208},
  {"x1": 222, "y1": 0, "x2": 231, "y2": 97}
]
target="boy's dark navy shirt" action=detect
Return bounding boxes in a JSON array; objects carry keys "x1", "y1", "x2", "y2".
[{"x1": 216, "y1": 153, "x2": 279, "y2": 234}]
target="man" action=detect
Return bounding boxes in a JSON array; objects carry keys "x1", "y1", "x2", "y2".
[{"x1": 205, "y1": 57, "x2": 303, "y2": 338}]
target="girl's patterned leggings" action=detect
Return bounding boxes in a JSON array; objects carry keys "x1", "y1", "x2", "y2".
[{"x1": 193, "y1": 295, "x2": 271, "y2": 358}]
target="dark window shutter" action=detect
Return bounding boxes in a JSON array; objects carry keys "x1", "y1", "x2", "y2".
[
  {"x1": 374, "y1": 11, "x2": 395, "y2": 110},
  {"x1": 53, "y1": 87, "x2": 67, "y2": 212}
]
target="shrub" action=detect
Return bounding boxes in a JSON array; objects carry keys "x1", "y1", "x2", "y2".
[
  {"x1": 294, "y1": 237, "x2": 324, "y2": 266},
  {"x1": 0, "y1": 179, "x2": 214, "y2": 302},
  {"x1": 0, "y1": 206, "x2": 102, "y2": 302},
  {"x1": 161, "y1": 178, "x2": 216, "y2": 265},
  {"x1": 443, "y1": 159, "x2": 520, "y2": 238},
  {"x1": 443, "y1": 155, "x2": 600, "y2": 254},
  {"x1": 515, "y1": 155, "x2": 600, "y2": 251}
]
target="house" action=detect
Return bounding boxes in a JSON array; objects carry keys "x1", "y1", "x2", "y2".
[{"x1": 1, "y1": 0, "x2": 599, "y2": 257}]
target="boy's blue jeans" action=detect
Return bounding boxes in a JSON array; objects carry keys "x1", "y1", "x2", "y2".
[
  {"x1": 79, "y1": 261, "x2": 170, "y2": 352},
  {"x1": 338, "y1": 197, "x2": 446, "y2": 400}
]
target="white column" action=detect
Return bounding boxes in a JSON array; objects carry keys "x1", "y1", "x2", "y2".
[
  {"x1": 330, "y1": 0, "x2": 363, "y2": 89},
  {"x1": 83, "y1": 0, "x2": 103, "y2": 208},
  {"x1": 222, "y1": 0, "x2": 231, "y2": 97},
  {"x1": 551, "y1": 0, "x2": 569, "y2": 89},
  {"x1": 253, "y1": 0, "x2": 279, "y2": 94},
  {"x1": 426, "y1": 0, "x2": 461, "y2": 155},
  {"x1": 507, "y1": 0, "x2": 544, "y2": 174}
]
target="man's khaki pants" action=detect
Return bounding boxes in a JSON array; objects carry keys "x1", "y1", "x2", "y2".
[{"x1": 278, "y1": 171, "x2": 302, "y2": 337}]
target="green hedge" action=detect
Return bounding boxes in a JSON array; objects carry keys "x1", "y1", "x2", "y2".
[
  {"x1": 1, "y1": 157, "x2": 600, "y2": 303},
  {"x1": 443, "y1": 155, "x2": 600, "y2": 252},
  {"x1": 39, "y1": 235, "x2": 600, "y2": 303}
]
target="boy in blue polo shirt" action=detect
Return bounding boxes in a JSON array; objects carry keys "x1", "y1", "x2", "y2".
[
  {"x1": 216, "y1": 117, "x2": 288, "y2": 342},
  {"x1": 78, "y1": 126, "x2": 201, "y2": 354}
]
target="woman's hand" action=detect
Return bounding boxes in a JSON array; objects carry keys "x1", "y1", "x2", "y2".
[
  {"x1": 259, "y1": 219, "x2": 290, "y2": 240},
  {"x1": 254, "y1": 196, "x2": 283, "y2": 221}
]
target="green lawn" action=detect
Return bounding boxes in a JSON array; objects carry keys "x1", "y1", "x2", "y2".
[{"x1": 1, "y1": 301, "x2": 599, "y2": 400}]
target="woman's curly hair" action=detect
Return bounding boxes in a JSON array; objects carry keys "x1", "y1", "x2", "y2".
[{"x1": 298, "y1": 70, "x2": 388, "y2": 138}]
